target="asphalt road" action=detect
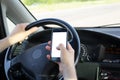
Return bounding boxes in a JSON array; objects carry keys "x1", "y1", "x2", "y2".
[{"x1": 35, "y1": 3, "x2": 120, "y2": 27}]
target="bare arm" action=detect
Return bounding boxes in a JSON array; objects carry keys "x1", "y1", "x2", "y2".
[
  {"x1": 0, "y1": 37, "x2": 11, "y2": 52},
  {"x1": 58, "y1": 43, "x2": 77, "y2": 80},
  {"x1": 0, "y1": 23, "x2": 38, "y2": 52}
]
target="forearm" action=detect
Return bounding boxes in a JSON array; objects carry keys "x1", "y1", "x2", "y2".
[
  {"x1": 63, "y1": 65, "x2": 77, "y2": 80},
  {"x1": 0, "y1": 36, "x2": 17, "y2": 52},
  {"x1": 0, "y1": 37, "x2": 11, "y2": 52}
]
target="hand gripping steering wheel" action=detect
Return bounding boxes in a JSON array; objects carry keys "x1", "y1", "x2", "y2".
[{"x1": 4, "y1": 18, "x2": 80, "y2": 80}]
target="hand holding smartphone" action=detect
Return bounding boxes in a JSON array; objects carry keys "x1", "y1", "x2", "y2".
[{"x1": 51, "y1": 29, "x2": 67, "y2": 62}]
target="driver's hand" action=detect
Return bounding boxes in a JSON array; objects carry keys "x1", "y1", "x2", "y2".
[
  {"x1": 45, "y1": 41, "x2": 77, "y2": 80},
  {"x1": 7, "y1": 23, "x2": 38, "y2": 45}
]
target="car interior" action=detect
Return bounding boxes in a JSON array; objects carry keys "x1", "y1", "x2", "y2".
[{"x1": 0, "y1": 0, "x2": 120, "y2": 80}]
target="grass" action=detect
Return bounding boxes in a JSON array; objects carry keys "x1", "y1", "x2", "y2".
[{"x1": 25, "y1": 0, "x2": 120, "y2": 13}]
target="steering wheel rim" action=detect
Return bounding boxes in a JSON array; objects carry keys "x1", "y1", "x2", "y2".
[{"x1": 4, "y1": 18, "x2": 81, "y2": 80}]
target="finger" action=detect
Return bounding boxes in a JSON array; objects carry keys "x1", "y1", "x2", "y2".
[
  {"x1": 21, "y1": 23, "x2": 29, "y2": 27},
  {"x1": 56, "y1": 46, "x2": 60, "y2": 50},
  {"x1": 45, "y1": 45, "x2": 51, "y2": 50},
  {"x1": 67, "y1": 42, "x2": 73, "y2": 50},
  {"x1": 48, "y1": 41, "x2": 51, "y2": 45},
  {"x1": 46, "y1": 54, "x2": 51, "y2": 60},
  {"x1": 56, "y1": 43, "x2": 64, "y2": 50},
  {"x1": 17, "y1": 23, "x2": 28, "y2": 29},
  {"x1": 26, "y1": 27, "x2": 38, "y2": 35},
  {"x1": 67, "y1": 43, "x2": 75, "y2": 54},
  {"x1": 59, "y1": 44, "x2": 67, "y2": 53}
]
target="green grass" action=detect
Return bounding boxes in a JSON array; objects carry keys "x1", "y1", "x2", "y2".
[{"x1": 24, "y1": 0, "x2": 120, "y2": 13}]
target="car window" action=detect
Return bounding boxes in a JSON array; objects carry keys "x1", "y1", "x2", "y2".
[
  {"x1": 7, "y1": 18, "x2": 15, "y2": 34},
  {"x1": 21, "y1": 0, "x2": 120, "y2": 27}
]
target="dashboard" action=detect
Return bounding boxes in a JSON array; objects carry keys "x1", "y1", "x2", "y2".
[{"x1": 76, "y1": 27, "x2": 120, "y2": 80}]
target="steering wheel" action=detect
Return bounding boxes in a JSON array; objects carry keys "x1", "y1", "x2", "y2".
[{"x1": 4, "y1": 18, "x2": 80, "y2": 80}]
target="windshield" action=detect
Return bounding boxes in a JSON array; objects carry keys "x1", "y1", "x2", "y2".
[{"x1": 21, "y1": 0, "x2": 120, "y2": 27}]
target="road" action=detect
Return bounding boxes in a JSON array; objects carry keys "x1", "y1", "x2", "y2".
[{"x1": 34, "y1": 3, "x2": 120, "y2": 27}]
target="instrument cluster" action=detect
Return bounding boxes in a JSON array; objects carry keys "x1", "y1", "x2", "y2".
[{"x1": 80, "y1": 43, "x2": 120, "y2": 63}]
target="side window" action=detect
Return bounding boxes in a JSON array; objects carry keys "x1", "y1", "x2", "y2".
[{"x1": 6, "y1": 18, "x2": 15, "y2": 34}]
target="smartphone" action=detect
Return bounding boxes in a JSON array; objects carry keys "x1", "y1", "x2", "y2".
[{"x1": 51, "y1": 29, "x2": 67, "y2": 62}]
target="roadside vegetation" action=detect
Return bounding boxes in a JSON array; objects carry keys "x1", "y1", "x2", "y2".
[
  {"x1": 22, "y1": 0, "x2": 120, "y2": 5},
  {"x1": 22, "y1": 0, "x2": 98, "y2": 5}
]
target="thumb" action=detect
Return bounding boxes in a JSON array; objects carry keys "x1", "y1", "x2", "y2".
[{"x1": 59, "y1": 44, "x2": 67, "y2": 55}]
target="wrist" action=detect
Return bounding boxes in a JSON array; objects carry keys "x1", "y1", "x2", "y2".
[
  {"x1": 62, "y1": 64, "x2": 77, "y2": 80},
  {"x1": 7, "y1": 36, "x2": 18, "y2": 45}
]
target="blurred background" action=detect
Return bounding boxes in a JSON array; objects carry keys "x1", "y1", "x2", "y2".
[{"x1": 21, "y1": 0, "x2": 120, "y2": 27}]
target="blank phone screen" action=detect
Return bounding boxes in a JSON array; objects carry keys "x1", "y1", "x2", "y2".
[{"x1": 51, "y1": 32, "x2": 67, "y2": 58}]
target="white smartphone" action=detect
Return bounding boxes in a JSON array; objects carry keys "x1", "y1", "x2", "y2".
[{"x1": 51, "y1": 29, "x2": 67, "y2": 62}]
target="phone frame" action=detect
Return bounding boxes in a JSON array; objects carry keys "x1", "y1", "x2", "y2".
[{"x1": 51, "y1": 29, "x2": 68, "y2": 62}]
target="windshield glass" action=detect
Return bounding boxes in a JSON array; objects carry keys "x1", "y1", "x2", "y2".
[{"x1": 21, "y1": 0, "x2": 120, "y2": 27}]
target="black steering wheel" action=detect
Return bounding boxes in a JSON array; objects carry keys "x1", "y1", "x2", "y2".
[{"x1": 4, "y1": 18, "x2": 80, "y2": 80}]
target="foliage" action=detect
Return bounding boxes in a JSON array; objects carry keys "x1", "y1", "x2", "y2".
[{"x1": 22, "y1": 0, "x2": 96, "y2": 5}]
